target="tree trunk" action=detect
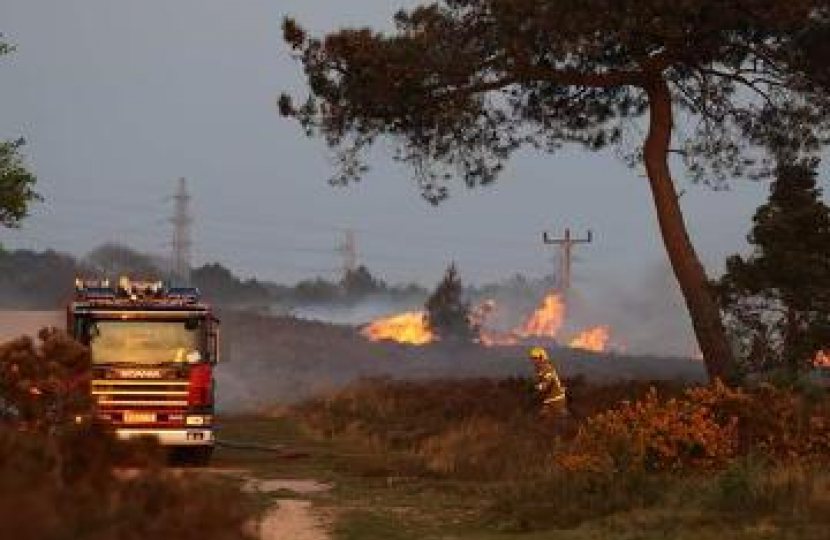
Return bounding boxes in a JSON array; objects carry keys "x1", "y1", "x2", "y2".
[
  {"x1": 783, "y1": 306, "x2": 800, "y2": 374},
  {"x1": 642, "y1": 76, "x2": 735, "y2": 381}
]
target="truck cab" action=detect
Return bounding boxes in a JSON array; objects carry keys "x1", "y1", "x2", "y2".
[{"x1": 68, "y1": 278, "x2": 218, "y2": 465}]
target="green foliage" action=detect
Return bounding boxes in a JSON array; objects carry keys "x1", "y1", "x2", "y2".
[
  {"x1": 717, "y1": 160, "x2": 830, "y2": 372},
  {"x1": 425, "y1": 263, "x2": 476, "y2": 341},
  {"x1": 1, "y1": 36, "x2": 39, "y2": 227},
  {"x1": 0, "y1": 138, "x2": 39, "y2": 228}
]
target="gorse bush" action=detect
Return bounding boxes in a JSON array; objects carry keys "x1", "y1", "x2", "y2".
[
  {"x1": 564, "y1": 381, "x2": 830, "y2": 474},
  {"x1": 564, "y1": 383, "x2": 741, "y2": 473}
]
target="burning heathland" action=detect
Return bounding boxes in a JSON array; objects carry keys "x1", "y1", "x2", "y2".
[{"x1": 360, "y1": 291, "x2": 617, "y2": 352}]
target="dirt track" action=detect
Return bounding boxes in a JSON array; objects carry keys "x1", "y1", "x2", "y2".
[{"x1": 245, "y1": 477, "x2": 331, "y2": 540}]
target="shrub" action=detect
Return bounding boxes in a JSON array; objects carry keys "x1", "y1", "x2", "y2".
[
  {"x1": 565, "y1": 382, "x2": 741, "y2": 473},
  {"x1": 0, "y1": 328, "x2": 92, "y2": 431},
  {"x1": 562, "y1": 381, "x2": 830, "y2": 474}
]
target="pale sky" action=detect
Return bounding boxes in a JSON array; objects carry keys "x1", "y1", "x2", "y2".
[{"x1": 0, "y1": 0, "x2": 787, "y2": 291}]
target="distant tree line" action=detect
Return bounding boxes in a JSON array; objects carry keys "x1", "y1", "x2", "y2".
[{"x1": 0, "y1": 243, "x2": 428, "y2": 310}]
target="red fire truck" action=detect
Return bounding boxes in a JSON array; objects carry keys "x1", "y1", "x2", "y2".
[{"x1": 68, "y1": 278, "x2": 218, "y2": 465}]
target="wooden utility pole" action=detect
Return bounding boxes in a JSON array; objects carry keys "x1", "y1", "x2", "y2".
[{"x1": 542, "y1": 228, "x2": 592, "y2": 302}]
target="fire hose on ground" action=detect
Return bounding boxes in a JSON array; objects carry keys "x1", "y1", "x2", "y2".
[{"x1": 214, "y1": 438, "x2": 310, "y2": 458}]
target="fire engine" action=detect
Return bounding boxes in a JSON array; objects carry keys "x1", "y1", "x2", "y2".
[{"x1": 68, "y1": 277, "x2": 219, "y2": 465}]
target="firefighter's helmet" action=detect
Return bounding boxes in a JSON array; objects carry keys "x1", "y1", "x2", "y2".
[{"x1": 529, "y1": 346, "x2": 549, "y2": 361}]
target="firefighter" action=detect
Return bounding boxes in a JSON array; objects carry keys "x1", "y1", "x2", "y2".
[{"x1": 529, "y1": 346, "x2": 568, "y2": 417}]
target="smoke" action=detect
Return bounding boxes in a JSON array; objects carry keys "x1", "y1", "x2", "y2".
[
  {"x1": 290, "y1": 294, "x2": 425, "y2": 326},
  {"x1": 571, "y1": 263, "x2": 697, "y2": 358},
  {"x1": 286, "y1": 262, "x2": 698, "y2": 359},
  {"x1": 453, "y1": 264, "x2": 695, "y2": 357}
]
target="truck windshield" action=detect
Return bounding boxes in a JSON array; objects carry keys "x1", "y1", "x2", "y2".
[{"x1": 88, "y1": 320, "x2": 204, "y2": 365}]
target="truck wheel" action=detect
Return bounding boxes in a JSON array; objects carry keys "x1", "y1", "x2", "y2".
[{"x1": 170, "y1": 446, "x2": 213, "y2": 467}]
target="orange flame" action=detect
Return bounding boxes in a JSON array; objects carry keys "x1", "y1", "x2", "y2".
[
  {"x1": 360, "y1": 311, "x2": 433, "y2": 345},
  {"x1": 515, "y1": 293, "x2": 565, "y2": 338},
  {"x1": 813, "y1": 350, "x2": 830, "y2": 367},
  {"x1": 568, "y1": 325, "x2": 610, "y2": 352},
  {"x1": 360, "y1": 290, "x2": 617, "y2": 351}
]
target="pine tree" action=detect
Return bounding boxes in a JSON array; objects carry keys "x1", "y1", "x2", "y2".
[
  {"x1": 425, "y1": 263, "x2": 476, "y2": 342},
  {"x1": 717, "y1": 160, "x2": 830, "y2": 373}
]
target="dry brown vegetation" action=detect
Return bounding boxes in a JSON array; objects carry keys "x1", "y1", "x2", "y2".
[
  {"x1": 0, "y1": 330, "x2": 257, "y2": 540},
  {"x1": 291, "y1": 377, "x2": 830, "y2": 534}
]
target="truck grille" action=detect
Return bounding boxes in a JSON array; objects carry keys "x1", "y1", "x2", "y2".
[{"x1": 92, "y1": 379, "x2": 189, "y2": 408}]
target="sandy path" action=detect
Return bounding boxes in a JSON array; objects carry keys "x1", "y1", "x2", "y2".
[
  {"x1": 243, "y1": 477, "x2": 332, "y2": 540},
  {"x1": 256, "y1": 499, "x2": 328, "y2": 540}
]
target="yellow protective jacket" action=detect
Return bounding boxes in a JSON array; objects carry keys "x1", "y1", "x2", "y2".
[{"x1": 533, "y1": 360, "x2": 566, "y2": 407}]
